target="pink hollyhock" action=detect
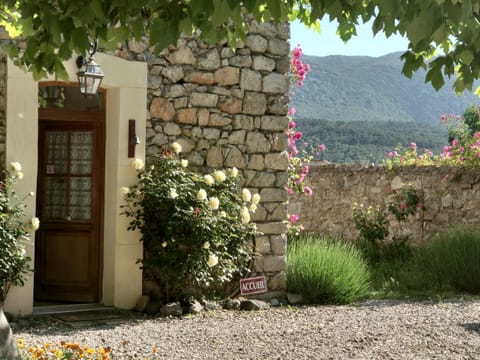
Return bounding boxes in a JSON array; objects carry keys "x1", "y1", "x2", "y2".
[
  {"x1": 289, "y1": 214, "x2": 299, "y2": 223},
  {"x1": 293, "y1": 131, "x2": 303, "y2": 140},
  {"x1": 452, "y1": 138, "x2": 459, "y2": 147},
  {"x1": 302, "y1": 166, "x2": 309, "y2": 175},
  {"x1": 318, "y1": 144, "x2": 326, "y2": 151},
  {"x1": 388, "y1": 151, "x2": 394, "y2": 159},
  {"x1": 287, "y1": 188, "x2": 294, "y2": 195},
  {"x1": 292, "y1": 45, "x2": 302, "y2": 59},
  {"x1": 288, "y1": 120, "x2": 296, "y2": 129},
  {"x1": 474, "y1": 132, "x2": 480, "y2": 139},
  {"x1": 410, "y1": 142, "x2": 417, "y2": 150},
  {"x1": 289, "y1": 107, "x2": 296, "y2": 116},
  {"x1": 440, "y1": 114, "x2": 446, "y2": 122},
  {"x1": 304, "y1": 186, "x2": 313, "y2": 196}
]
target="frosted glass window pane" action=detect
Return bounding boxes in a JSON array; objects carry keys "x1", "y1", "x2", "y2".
[
  {"x1": 46, "y1": 131, "x2": 68, "y2": 174},
  {"x1": 70, "y1": 177, "x2": 92, "y2": 221},
  {"x1": 70, "y1": 131, "x2": 93, "y2": 174},
  {"x1": 44, "y1": 177, "x2": 67, "y2": 220}
]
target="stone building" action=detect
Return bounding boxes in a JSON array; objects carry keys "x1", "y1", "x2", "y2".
[{"x1": 0, "y1": 22, "x2": 290, "y2": 316}]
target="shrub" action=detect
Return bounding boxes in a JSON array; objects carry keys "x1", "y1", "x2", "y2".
[
  {"x1": 0, "y1": 162, "x2": 38, "y2": 302},
  {"x1": 412, "y1": 227, "x2": 480, "y2": 294},
  {"x1": 287, "y1": 234, "x2": 372, "y2": 304},
  {"x1": 121, "y1": 145, "x2": 259, "y2": 302}
]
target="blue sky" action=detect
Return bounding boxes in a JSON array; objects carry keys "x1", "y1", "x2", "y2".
[{"x1": 290, "y1": 19, "x2": 409, "y2": 57}]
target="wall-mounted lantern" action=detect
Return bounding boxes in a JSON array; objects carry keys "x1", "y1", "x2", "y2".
[
  {"x1": 128, "y1": 119, "x2": 140, "y2": 158},
  {"x1": 76, "y1": 40, "x2": 104, "y2": 96}
]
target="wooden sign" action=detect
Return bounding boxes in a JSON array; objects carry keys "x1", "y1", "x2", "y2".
[{"x1": 240, "y1": 276, "x2": 268, "y2": 295}]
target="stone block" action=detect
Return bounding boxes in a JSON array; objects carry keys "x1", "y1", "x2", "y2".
[
  {"x1": 267, "y1": 38, "x2": 290, "y2": 56},
  {"x1": 260, "y1": 188, "x2": 288, "y2": 202},
  {"x1": 224, "y1": 146, "x2": 246, "y2": 168},
  {"x1": 209, "y1": 113, "x2": 232, "y2": 126},
  {"x1": 167, "y1": 47, "x2": 196, "y2": 65},
  {"x1": 161, "y1": 65, "x2": 185, "y2": 82},
  {"x1": 190, "y1": 92, "x2": 219, "y2": 107},
  {"x1": 252, "y1": 55, "x2": 276, "y2": 71},
  {"x1": 251, "y1": 205, "x2": 267, "y2": 222},
  {"x1": 249, "y1": 21, "x2": 277, "y2": 37},
  {"x1": 240, "y1": 69, "x2": 262, "y2": 91},
  {"x1": 268, "y1": 271, "x2": 287, "y2": 291},
  {"x1": 248, "y1": 154, "x2": 265, "y2": 170},
  {"x1": 229, "y1": 55, "x2": 252, "y2": 68},
  {"x1": 185, "y1": 71, "x2": 215, "y2": 85},
  {"x1": 164, "y1": 122, "x2": 181, "y2": 136},
  {"x1": 176, "y1": 108, "x2": 197, "y2": 124},
  {"x1": 249, "y1": 172, "x2": 276, "y2": 187},
  {"x1": 246, "y1": 132, "x2": 271, "y2": 153},
  {"x1": 228, "y1": 130, "x2": 246, "y2": 145},
  {"x1": 198, "y1": 109, "x2": 210, "y2": 126},
  {"x1": 263, "y1": 255, "x2": 287, "y2": 272},
  {"x1": 263, "y1": 73, "x2": 289, "y2": 94},
  {"x1": 203, "y1": 128, "x2": 221, "y2": 140},
  {"x1": 150, "y1": 98, "x2": 175, "y2": 120},
  {"x1": 176, "y1": 138, "x2": 195, "y2": 153},
  {"x1": 257, "y1": 222, "x2": 287, "y2": 235},
  {"x1": 271, "y1": 234, "x2": 287, "y2": 255},
  {"x1": 206, "y1": 146, "x2": 223, "y2": 167},
  {"x1": 197, "y1": 49, "x2": 221, "y2": 70},
  {"x1": 164, "y1": 84, "x2": 186, "y2": 98},
  {"x1": 246, "y1": 34, "x2": 268, "y2": 53},
  {"x1": 255, "y1": 235, "x2": 271, "y2": 254},
  {"x1": 214, "y1": 66, "x2": 240, "y2": 85},
  {"x1": 243, "y1": 92, "x2": 267, "y2": 115},
  {"x1": 218, "y1": 97, "x2": 242, "y2": 114}
]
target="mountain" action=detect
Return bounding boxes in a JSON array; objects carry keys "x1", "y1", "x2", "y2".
[{"x1": 290, "y1": 52, "x2": 479, "y2": 124}]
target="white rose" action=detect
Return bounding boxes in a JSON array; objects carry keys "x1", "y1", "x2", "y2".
[
  {"x1": 132, "y1": 158, "x2": 144, "y2": 170},
  {"x1": 204, "y1": 174, "x2": 215, "y2": 186},
  {"x1": 30, "y1": 217, "x2": 40, "y2": 231},
  {"x1": 10, "y1": 162, "x2": 22, "y2": 173},
  {"x1": 197, "y1": 189, "x2": 207, "y2": 201},
  {"x1": 219, "y1": 211, "x2": 227, "y2": 218},
  {"x1": 171, "y1": 142, "x2": 182, "y2": 153},
  {"x1": 242, "y1": 188, "x2": 252, "y2": 202},
  {"x1": 162, "y1": 241, "x2": 167, "y2": 248},
  {"x1": 240, "y1": 207, "x2": 250, "y2": 224},
  {"x1": 249, "y1": 204, "x2": 257, "y2": 213},
  {"x1": 207, "y1": 254, "x2": 218, "y2": 267},
  {"x1": 16, "y1": 172, "x2": 24, "y2": 179},
  {"x1": 29, "y1": 191, "x2": 35, "y2": 197},
  {"x1": 181, "y1": 159, "x2": 188, "y2": 168},
  {"x1": 120, "y1": 187, "x2": 130, "y2": 195},
  {"x1": 214, "y1": 170, "x2": 226, "y2": 182},
  {"x1": 230, "y1": 167, "x2": 238, "y2": 177},
  {"x1": 252, "y1": 193, "x2": 261, "y2": 205},
  {"x1": 170, "y1": 188, "x2": 179, "y2": 199},
  {"x1": 203, "y1": 241, "x2": 210, "y2": 249},
  {"x1": 209, "y1": 197, "x2": 220, "y2": 210}
]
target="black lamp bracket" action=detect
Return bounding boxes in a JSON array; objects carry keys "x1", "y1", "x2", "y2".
[{"x1": 76, "y1": 39, "x2": 99, "y2": 68}]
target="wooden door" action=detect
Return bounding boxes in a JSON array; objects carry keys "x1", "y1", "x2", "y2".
[{"x1": 35, "y1": 107, "x2": 105, "y2": 303}]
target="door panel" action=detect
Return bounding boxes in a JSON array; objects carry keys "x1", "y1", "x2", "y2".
[{"x1": 35, "y1": 114, "x2": 104, "y2": 303}]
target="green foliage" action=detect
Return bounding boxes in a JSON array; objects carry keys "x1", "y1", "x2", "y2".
[
  {"x1": 412, "y1": 227, "x2": 480, "y2": 294},
  {"x1": 121, "y1": 147, "x2": 259, "y2": 302},
  {"x1": 3, "y1": 1, "x2": 480, "y2": 92},
  {"x1": 296, "y1": 118, "x2": 448, "y2": 164},
  {"x1": 387, "y1": 184, "x2": 422, "y2": 222},
  {"x1": 0, "y1": 162, "x2": 37, "y2": 302},
  {"x1": 287, "y1": 234, "x2": 371, "y2": 305},
  {"x1": 352, "y1": 204, "x2": 389, "y2": 244}
]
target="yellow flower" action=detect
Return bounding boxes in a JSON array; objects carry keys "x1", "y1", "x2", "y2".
[
  {"x1": 207, "y1": 254, "x2": 218, "y2": 267},
  {"x1": 181, "y1": 159, "x2": 188, "y2": 167},
  {"x1": 209, "y1": 197, "x2": 220, "y2": 210},
  {"x1": 171, "y1": 142, "x2": 182, "y2": 153},
  {"x1": 252, "y1": 193, "x2": 261, "y2": 205},
  {"x1": 132, "y1": 158, "x2": 144, "y2": 170},
  {"x1": 240, "y1": 207, "x2": 250, "y2": 224},
  {"x1": 242, "y1": 188, "x2": 251, "y2": 202},
  {"x1": 197, "y1": 189, "x2": 207, "y2": 201},
  {"x1": 204, "y1": 174, "x2": 214, "y2": 186},
  {"x1": 214, "y1": 170, "x2": 226, "y2": 182}
]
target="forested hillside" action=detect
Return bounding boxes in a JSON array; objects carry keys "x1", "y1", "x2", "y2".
[
  {"x1": 290, "y1": 52, "x2": 478, "y2": 163},
  {"x1": 291, "y1": 52, "x2": 479, "y2": 123},
  {"x1": 296, "y1": 119, "x2": 448, "y2": 164}
]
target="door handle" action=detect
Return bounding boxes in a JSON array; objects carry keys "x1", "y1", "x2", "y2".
[{"x1": 66, "y1": 216, "x2": 72, "y2": 222}]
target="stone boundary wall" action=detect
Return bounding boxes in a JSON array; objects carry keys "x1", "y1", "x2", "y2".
[
  {"x1": 290, "y1": 163, "x2": 480, "y2": 243},
  {"x1": 118, "y1": 22, "x2": 291, "y2": 296}
]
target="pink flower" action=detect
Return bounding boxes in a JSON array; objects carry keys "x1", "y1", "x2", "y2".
[
  {"x1": 410, "y1": 142, "x2": 417, "y2": 150},
  {"x1": 443, "y1": 145, "x2": 449, "y2": 153},
  {"x1": 292, "y1": 45, "x2": 302, "y2": 59},
  {"x1": 399, "y1": 201, "x2": 407, "y2": 210},
  {"x1": 417, "y1": 203, "x2": 424, "y2": 210},
  {"x1": 388, "y1": 151, "x2": 394, "y2": 159},
  {"x1": 452, "y1": 138, "x2": 459, "y2": 147},
  {"x1": 474, "y1": 132, "x2": 480, "y2": 139},
  {"x1": 287, "y1": 188, "x2": 294, "y2": 195},
  {"x1": 302, "y1": 166, "x2": 309, "y2": 175},
  {"x1": 289, "y1": 107, "x2": 296, "y2": 116},
  {"x1": 293, "y1": 131, "x2": 303, "y2": 140},
  {"x1": 289, "y1": 214, "x2": 299, "y2": 223},
  {"x1": 304, "y1": 186, "x2": 313, "y2": 196},
  {"x1": 288, "y1": 120, "x2": 296, "y2": 129},
  {"x1": 440, "y1": 114, "x2": 446, "y2": 122},
  {"x1": 318, "y1": 144, "x2": 326, "y2": 151}
]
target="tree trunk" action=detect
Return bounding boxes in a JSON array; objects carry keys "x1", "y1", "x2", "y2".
[{"x1": 0, "y1": 305, "x2": 19, "y2": 360}]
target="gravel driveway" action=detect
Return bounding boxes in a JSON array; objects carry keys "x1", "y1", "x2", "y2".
[{"x1": 13, "y1": 298, "x2": 480, "y2": 359}]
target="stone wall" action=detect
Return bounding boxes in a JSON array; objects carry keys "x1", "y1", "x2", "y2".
[
  {"x1": 290, "y1": 163, "x2": 480, "y2": 243},
  {"x1": 118, "y1": 22, "x2": 291, "y2": 296}
]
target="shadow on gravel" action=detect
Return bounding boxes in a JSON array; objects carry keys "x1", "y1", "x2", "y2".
[{"x1": 460, "y1": 323, "x2": 480, "y2": 335}]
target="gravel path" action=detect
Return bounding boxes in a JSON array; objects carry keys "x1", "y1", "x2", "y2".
[{"x1": 13, "y1": 298, "x2": 480, "y2": 359}]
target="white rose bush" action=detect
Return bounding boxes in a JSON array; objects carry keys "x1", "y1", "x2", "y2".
[
  {"x1": 0, "y1": 162, "x2": 38, "y2": 302},
  {"x1": 121, "y1": 147, "x2": 260, "y2": 302}
]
